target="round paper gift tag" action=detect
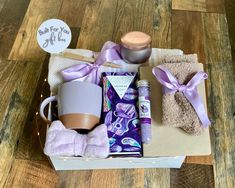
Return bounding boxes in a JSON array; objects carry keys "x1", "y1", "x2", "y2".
[{"x1": 37, "y1": 19, "x2": 71, "y2": 53}]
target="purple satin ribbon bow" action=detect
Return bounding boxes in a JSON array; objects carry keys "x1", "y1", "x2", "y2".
[
  {"x1": 152, "y1": 65, "x2": 211, "y2": 127},
  {"x1": 61, "y1": 41, "x2": 121, "y2": 85}
]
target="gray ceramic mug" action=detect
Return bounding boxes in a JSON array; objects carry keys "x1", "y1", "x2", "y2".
[{"x1": 40, "y1": 81, "x2": 102, "y2": 130}]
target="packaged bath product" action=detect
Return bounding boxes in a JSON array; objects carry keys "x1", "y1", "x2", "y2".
[{"x1": 102, "y1": 72, "x2": 142, "y2": 156}]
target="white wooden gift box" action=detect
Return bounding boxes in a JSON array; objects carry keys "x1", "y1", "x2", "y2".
[
  {"x1": 47, "y1": 104, "x2": 185, "y2": 170},
  {"x1": 46, "y1": 48, "x2": 210, "y2": 170}
]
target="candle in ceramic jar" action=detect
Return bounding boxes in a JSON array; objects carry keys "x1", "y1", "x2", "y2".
[{"x1": 120, "y1": 31, "x2": 152, "y2": 64}]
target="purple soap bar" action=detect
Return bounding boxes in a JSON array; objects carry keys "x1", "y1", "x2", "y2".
[{"x1": 102, "y1": 72, "x2": 142, "y2": 156}]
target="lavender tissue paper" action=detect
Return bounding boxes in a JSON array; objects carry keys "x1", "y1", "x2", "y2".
[{"x1": 102, "y1": 72, "x2": 142, "y2": 156}]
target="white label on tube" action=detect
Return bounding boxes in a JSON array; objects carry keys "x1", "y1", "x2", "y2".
[{"x1": 139, "y1": 96, "x2": 151, "y2": 118}]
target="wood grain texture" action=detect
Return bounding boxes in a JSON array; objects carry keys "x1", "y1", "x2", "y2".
[
  {"x1": 4, "y1": 159, "x2": 58, "y2": 188},
  {"x1": 202, "y1": 13, "x2": 234, "y2": 188},
  {"x1": 76, "y1": 0, "x2": 118, "y2": 51},
  {"x1": 171, "y1": 164, "x2": 214, "y2": 188},
  {"x1": 202, "y1": 13, "x2": 232, "y2": 63},
  {"x1": 172, "y1": 0, "x2": 225, "y2": 13},
  {"x1": 206, "y1": 62, "x2": 235, "y2": 187},
  {"x1": 89, "y1": 169, "x2": 144, "y2": 188},
  {"x1": 14, "y1": 57, "x2": 49, "y2": 161},
  {"x1": 112, "y1": 0, "x2": 171, "y2": 48},
  {"x1": 8, "y1": 0, "x2": 63, "y2": 61},
  {"x1": 0, "y1": 0, "x2": 30, "y2": 59},
  {"x1": 145, "y1": 169, "x2": 170, "y2": 188},
  {"x1": 151, "y1": 0, "x2": 171, "y2": 48},
  {"x1": 58, "y1": 170, "x2": 92, "y2": 188},
  {"x1": 0, "y1": 0, "x2": 7, "y2": 13},
  {"x1": 58, "y1": 0, "x2": 88, "y2": 27},
  {"x1": 185, "y1": 155, "x2": 213, "y2": 165},
  {"x1": 89, "y1": 170, "x2": 120, "y2": 188},
  {"x1": 69, "y1": 27, "x2": 81, "y2": 49},
  {"x1": 206, "y1": 0, "x2": 225, "y2": 13},
  {"x1": 172, "y1": 11, "x2": 205, "y2": 63},
  {"x1": 0, "y1": 60, "x2": 42, "y2": 187},
  {"x1": 172, "y1": 0, "x2": 207, "y2": 12},
  {"x1": 225, "y1": 0, "x2": 235, "y2": 60},
  {"x1": 118, "y1": 169, "x2": 144, "y2": 188}
]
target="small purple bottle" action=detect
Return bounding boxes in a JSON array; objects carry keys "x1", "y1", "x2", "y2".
[{"x1": 137, "y1": 80, "x2": 151, "y2": 144}]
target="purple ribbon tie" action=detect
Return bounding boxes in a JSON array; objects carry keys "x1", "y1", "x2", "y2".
[
  {"x1": 152, "y1": 65, "x2": 211, "y2": 127},
  {"x1": 61, "y1": 41, "x2": 122, "y2": 85}
]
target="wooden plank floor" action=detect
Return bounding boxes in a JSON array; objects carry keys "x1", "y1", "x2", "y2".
[{"x1": 0, "y1": 0, "x2": 234, "y2": 187}]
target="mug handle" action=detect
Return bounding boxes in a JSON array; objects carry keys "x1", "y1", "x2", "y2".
[{"x1": 40, "y1": 96, "x2": 57, "y2": 123}]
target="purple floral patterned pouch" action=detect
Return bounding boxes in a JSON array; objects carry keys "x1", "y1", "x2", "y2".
[{"x1": 102, "y1": 72, "x2": 142, "y2": 156}]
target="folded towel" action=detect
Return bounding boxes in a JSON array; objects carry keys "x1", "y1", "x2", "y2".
[
  {"x1": 156, "y1": 54, "x2": 209, "y2": 135},
  {"x1": 44, "y1": 121, "x2": 109, "y2": 158}
]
